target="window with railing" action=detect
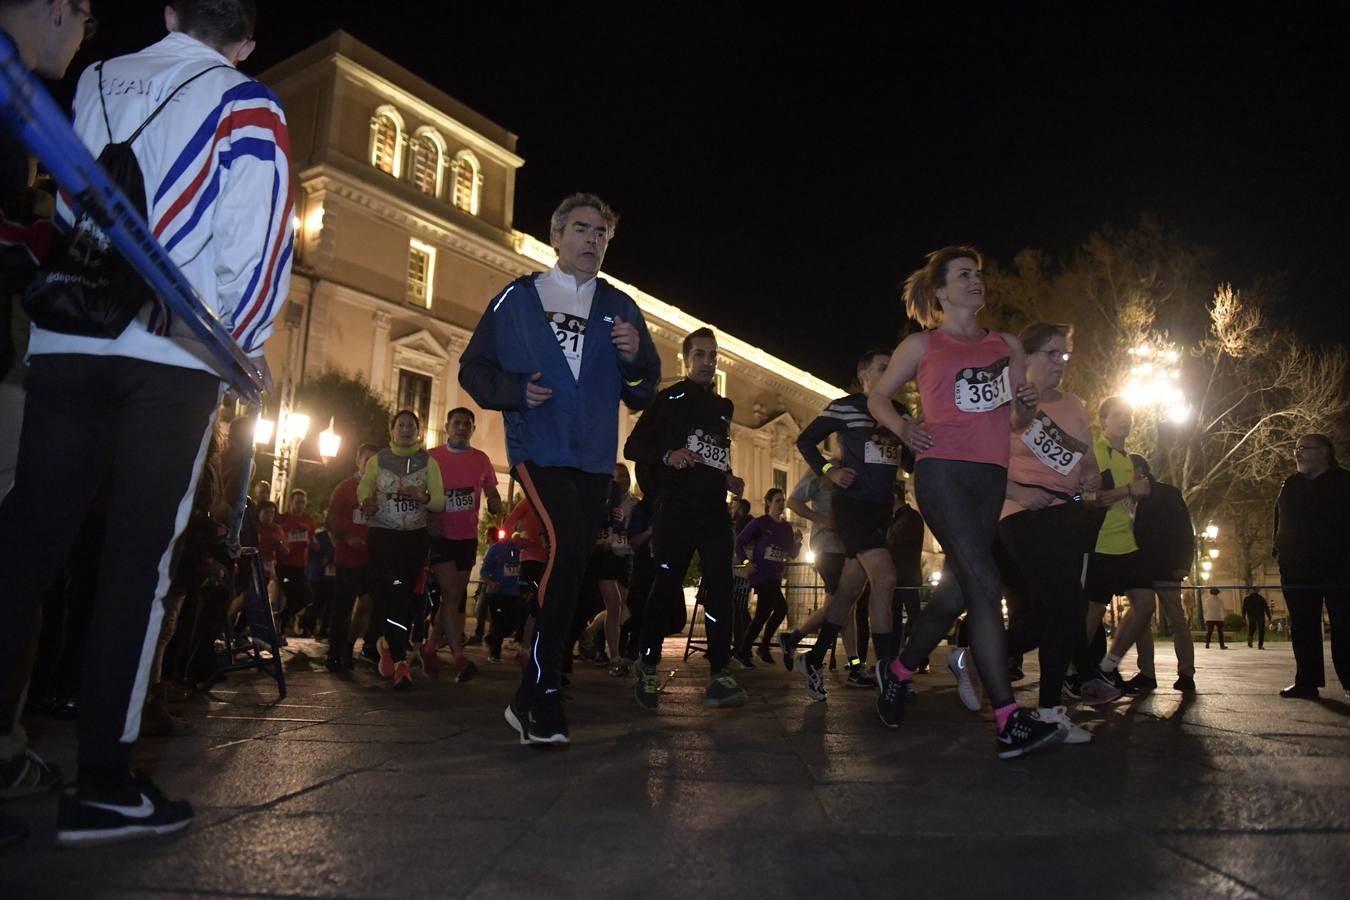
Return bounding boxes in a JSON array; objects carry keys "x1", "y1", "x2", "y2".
[
  {"x1": 406, "y1": 238, "x2": 435, "y2": 307},
  {"x1": 397, "y1": 369, "x2": 433, "y2": 432},
  {"x1": 410, "y1": 134, "x2": 440, "y2": 195},
  {"x1": 370, "y1": 107, "x2": 403, "y2": 176},
  {"x1": 451, "y1": 150, "x2": 481, "y2": 214}
]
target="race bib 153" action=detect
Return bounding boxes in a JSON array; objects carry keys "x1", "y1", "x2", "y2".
[
  {"x1": 864, "y1": 438, "x2": 900, "y2": 466},
  {"x1": 954, "y1": 357, "x2": 1012, "y2": 413}
]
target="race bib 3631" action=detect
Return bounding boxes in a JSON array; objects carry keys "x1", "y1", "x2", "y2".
[{"x1": 954, "y1": 357, "x2": 1012, "y2": 413}]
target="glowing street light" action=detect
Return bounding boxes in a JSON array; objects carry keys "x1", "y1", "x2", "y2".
[
  {"x1": 253, "y1": 415, "x2": 274, "y2": 446},
  {"x1": 804, "y1": 549, "x2": 817, "y2": 565},
  {"x1": 1204, "y1": 523, "x2": 1219, "y2": 540},
  {"x1": 280, "y1": 411, "x2": 310, "y2": 445},
  {"x1": 1208, "y1": 547, "x2": 1220, "y2": 559},
  {"x1": 318, "y1": 417, "x2": 342, "y2": 460},
  {"x1": 1201, "y1": 559, "x2": 1213, "y2": 572},
  {"x1": 1123, "y1": 339, "x2": 1189, "y2": 424}
]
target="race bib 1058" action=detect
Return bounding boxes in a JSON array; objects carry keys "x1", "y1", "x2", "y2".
[
  {"x1": 686, "y1": 430, "x2": 730, "y2": 471},
  {"x1": 954, "y1": 357, "x2": 1012, "y2": 413},
  {"x1": 1021, "y1": 411, "x2": 1089, "y2": 476},
  {"x1": 287, "y1": 529, "x2": 308, "y2": 544}
]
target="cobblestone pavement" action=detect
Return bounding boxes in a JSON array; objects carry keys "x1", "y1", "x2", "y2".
[{"x1": 2, "y1": 636, "x2": 1347, "y2": 899}]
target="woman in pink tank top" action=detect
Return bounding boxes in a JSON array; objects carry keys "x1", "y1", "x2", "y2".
[{"x1": 865, "y1": 246, "x2": 1067, "y2": 759}]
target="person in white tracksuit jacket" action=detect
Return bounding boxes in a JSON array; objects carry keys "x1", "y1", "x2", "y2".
[{"x1": 0, "y1": 0, "x2": 292, "y2": 848}]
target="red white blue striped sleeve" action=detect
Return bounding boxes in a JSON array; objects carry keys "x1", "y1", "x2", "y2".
[{"x1": 148, "y1": 80, "x2": 294, "y2": 354}]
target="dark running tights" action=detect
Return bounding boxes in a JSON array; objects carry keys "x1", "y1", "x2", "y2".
[
  {"x1": 900, "y1": 459, "x2": 1015, "y2": 710},
  {"x1": 737, "y1": 582, "x2": 787, "y2": 655}
]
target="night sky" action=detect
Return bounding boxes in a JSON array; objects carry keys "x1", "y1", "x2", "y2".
[{"x1": 86, "y1": 2, "x2": 1346, "y2": 387}]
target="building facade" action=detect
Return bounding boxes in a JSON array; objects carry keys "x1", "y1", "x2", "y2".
[{"x1": 257, "y1": 32, "x2": 848, "y2": 516}]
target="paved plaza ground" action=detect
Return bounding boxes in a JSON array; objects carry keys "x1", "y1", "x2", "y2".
[{"x1": 2, "y1": 635, "x2": 1347, "y2": 899}]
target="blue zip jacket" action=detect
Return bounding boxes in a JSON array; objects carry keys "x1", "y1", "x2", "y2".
[{"x1": 459, "y1": 273, "x2": 661, "y2": 475}]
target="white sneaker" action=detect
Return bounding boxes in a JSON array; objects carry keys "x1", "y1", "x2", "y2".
[
  {"x1": 1036, "y1": 706, "x2": 1092, "y2": 744},
  {"x1": 947, "y1": 646, "x2": 981, "y2": 711}
]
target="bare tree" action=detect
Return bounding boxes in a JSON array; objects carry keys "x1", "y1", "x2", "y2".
[{"x1": 991, "y1": 221, "x2": 1350, "y2": 555}]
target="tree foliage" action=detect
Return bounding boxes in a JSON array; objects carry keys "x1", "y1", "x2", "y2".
[
  {"x1": 287, "y1": 371, "x2": 395, "y2": 516},
  {"x1": 988, "y1": 218, "x2": 1350, "y2": 562}
]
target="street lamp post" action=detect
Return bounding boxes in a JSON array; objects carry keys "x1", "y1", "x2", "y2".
[
  {"x1": 1123, "y1": 342, "x2": 1190, "y2": 429},
  {"x1": 252, "y1": 408, "x2": 343, "y2": 500},
  {"x1": 1194, "y1": 522, "x2": 1220, "y2": 626}
]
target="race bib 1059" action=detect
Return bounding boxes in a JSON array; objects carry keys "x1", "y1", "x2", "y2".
[
  {"x1": 1021, "y1": 411, "x2": 1089, "y2": 476},
  {"x1": 686, "y1": 430, "x2": 730, "y2": 471},
  {"x1": 445, "y1": 487, "x2": 476, "y2": 512},
  {"x1": 287, "y1": 529, "x2": 308, "y2": 544},
  {"x1": 954, "y1": 357, "x2": 1012, "y2": 413}
]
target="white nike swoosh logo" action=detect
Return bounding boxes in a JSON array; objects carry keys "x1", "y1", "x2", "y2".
[
  {"x1": 544, "y1": 688, "x2": 559, "y2": 695},
  {"x1": 82, "y1": 792, "x2": 154, "y2": 819}
]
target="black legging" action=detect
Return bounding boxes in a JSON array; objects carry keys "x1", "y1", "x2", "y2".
[
  {"x1": 737, "y1": 582, "x2": 787, "y2": 655},
  {"x1": 367, "y1": 528, "x2": 429, "y2": 661},
  {"x1": 900, "y1": 459, "x2": 1014, "y2": 709},
  {"x1": 998, "y1": 501, "x2": 1090, "y2": 709}
]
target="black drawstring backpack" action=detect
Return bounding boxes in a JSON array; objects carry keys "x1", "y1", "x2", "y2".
[{"x1": 22, "y1": 62, "x2": 229, "y2": 337}]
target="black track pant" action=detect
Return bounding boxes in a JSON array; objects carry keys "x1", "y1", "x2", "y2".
[
  {"x1": 515, "y1": 462, "x2": 611, "y2": 703},
  {"x1": 998, "y1": 501, "x2": 1090, "y2": 709},
  {"x1": 1246, "y1": 614, "x2": 1266, "y2": 647},
  {"x1": 328, "y1": 565, "x2": 369, "y2": 658},
  {"x1": 640, "y1": 500, "x2": 734, "y2": 672},
  {"x1": 367, "y1": 529, "x2": 429, "y2": 661},
  {"x1": 1281, "y1": 567, "x2": 1349, "y2": 691},
  {"x1": 275, "y1": 565, "x2": 309, "y2": 633},
  {"x1": 0, "y1": 355, "x2": 219, "y2": 789}
]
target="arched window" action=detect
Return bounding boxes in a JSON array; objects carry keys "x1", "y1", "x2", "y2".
[
  {"x1": 369, "y1": 105, "x2": 404, "y2": 176},
  {"x1": 409, "y1": 128, "x2": 445, "y2": 197},
  {"x1": 451, "y1": 150, "x2": 481, "y2": 215}
]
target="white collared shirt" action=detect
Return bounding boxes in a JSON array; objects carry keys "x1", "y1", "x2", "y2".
[{"x1": 535, "y1": 264, "x2": 595, "y2": 379}]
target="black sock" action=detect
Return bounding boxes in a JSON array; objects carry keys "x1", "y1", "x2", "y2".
[
  {"x1": 806, "y1": 622, "x2": 841, "y2": 666},
  {"x1": 872, "y1": 630, "x2": 897, "y2": 663}
]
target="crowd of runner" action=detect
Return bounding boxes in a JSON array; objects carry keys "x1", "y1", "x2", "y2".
[{"x1": 1, "y1": 0, "x2": 1346, "y2": 846}]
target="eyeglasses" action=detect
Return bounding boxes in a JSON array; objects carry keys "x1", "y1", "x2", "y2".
[
  {"x1": 1294, "y1": 444, "x2": 1327, "y2": 453},
  {"x1": 1031, "y1": 349, "x2": 1071, "y2": 362},
  {"x1": 70, "y1": 2, "x2": 98, "y2": 41}
]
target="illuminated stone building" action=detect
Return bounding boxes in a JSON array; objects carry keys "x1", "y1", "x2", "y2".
[{"x1": 256, "y1": 32, "x2": 847, "y2": 509}]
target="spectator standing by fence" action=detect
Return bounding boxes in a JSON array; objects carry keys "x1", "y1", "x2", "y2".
[{"x1": 1274, "y1": 433, "x2": 1350, "y2": 699}]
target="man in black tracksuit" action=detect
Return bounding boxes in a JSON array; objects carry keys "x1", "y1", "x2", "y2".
[{"x1": 625, "y1": 327, "x2": 747, "y2": 711}]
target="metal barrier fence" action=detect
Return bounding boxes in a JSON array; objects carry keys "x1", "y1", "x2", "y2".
[{"x1": 682, "y1": 562, "x2": 937, "y2": 661}]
